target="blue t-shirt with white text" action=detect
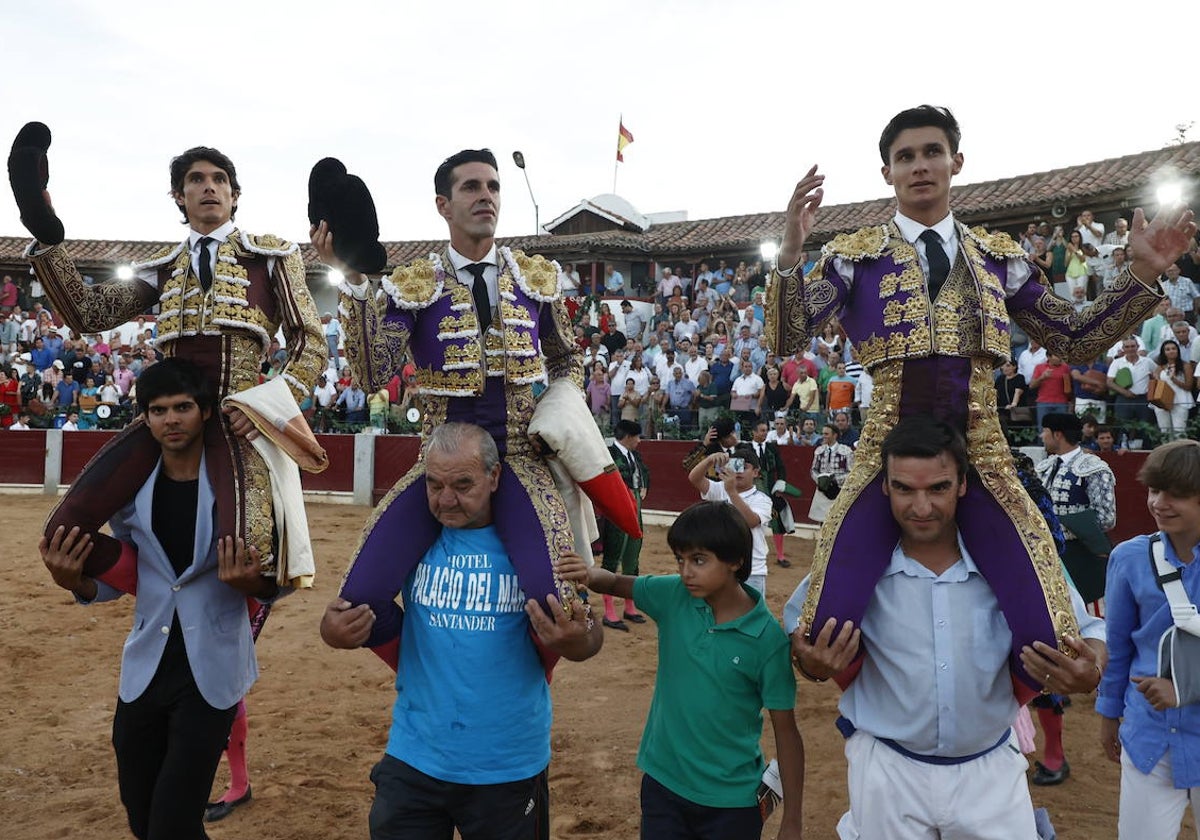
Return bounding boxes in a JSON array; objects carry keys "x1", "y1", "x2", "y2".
[{"x1": 386, "y1": 525, "x2": 550, "y2": 783}]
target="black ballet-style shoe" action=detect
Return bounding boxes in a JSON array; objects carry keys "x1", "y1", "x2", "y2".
[
  {"x1": 1031, "y1": 761, "x2": 1070, "y2": 786},
  {"x1": 205, "y1": 786, "x2": 252, "y2": 822},
  {"x1": 602, "y1": 617, "x2": 629, "y2": 632}
]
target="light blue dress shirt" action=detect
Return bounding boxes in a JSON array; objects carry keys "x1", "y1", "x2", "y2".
[
  {"x1": 784, "y1": 534, "x2": 1104, "y2": 756},
  {"x1": 1097, "y1": 533, "x2": 1200, "y2": 787}
]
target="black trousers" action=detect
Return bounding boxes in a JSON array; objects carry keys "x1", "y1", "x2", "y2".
[
  {"x1": 640, "y1": 773, "x2": 762, "y2": 840},
  {"x1": 111, "y1": 642, "x2": 237, "y2": 840},
  {"x1": 368, "y1": 754, "x2": 548, "y2": 840}
]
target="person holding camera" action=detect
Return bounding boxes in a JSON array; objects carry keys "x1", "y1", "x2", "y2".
[{"x1": 687, "y1": 444, "x2": 774, "y2": 595}]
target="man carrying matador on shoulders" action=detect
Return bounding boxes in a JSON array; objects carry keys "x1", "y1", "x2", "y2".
[
  {"x1": 8, "y1": 123, "x2": 329, "y2": 592},
  {"x1": 310, "y1": 149, "x2": 640, "y2": 667},
  {"x1": 766, "y1": 105, "x2": 1196, "y2": 697}
]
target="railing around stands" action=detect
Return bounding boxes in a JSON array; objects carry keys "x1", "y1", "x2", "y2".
[{"x1": 0, "y1": 431, "x2": 1159, "y2": 545}]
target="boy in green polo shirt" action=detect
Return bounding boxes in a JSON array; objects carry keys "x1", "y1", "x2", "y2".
[{"x1": 558, "y1": 500, "x2": 804, "y2": 839}]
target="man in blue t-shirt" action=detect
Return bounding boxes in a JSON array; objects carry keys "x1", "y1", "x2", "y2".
[{"x1": 321, "y1": 422, "x2": 603, "y2": 840}]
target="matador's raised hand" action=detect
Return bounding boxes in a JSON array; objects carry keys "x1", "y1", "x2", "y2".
[
  {"x1": 8, "y1": 121, "x2": 65, "y2": 245},
  {"x1": 777, "y1": 165, "x2": 825, "y2": 270},
  {"x1": 1128, "y1": 204, "x2": 1198, "y2": 280}
]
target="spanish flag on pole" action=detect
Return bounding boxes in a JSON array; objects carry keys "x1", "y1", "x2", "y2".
[{"x1": 616, "y1": 119, "x2": 634, "y2": 162}]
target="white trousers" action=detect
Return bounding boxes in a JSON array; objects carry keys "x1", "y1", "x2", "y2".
[
  {"x1": 836, "y1": 731, "x2": 1038, "y2": 840},
  {"x1": 1152, "y1": 403, "x2": 1192, "y2": 440},
  {"x1": 1119, "y1": 749, "x2": 1200, "y2": 840}
]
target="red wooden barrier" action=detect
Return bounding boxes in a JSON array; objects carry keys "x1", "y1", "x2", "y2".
[{"x1": 0, "y1": 432, "x2": 1160, "y2": 552}]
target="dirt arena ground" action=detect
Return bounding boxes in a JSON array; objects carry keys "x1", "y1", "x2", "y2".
[{"x1": 0, "y1": 494, "x2": 1157, "y2": 838}]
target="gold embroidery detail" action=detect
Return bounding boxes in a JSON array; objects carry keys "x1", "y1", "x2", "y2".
[
  {"x1": 826, "y1": 225, "x2": 888, "y2": 261},
  {"x1": 389, "y1": 259, "x2": 439, "y2": 305},
  {"x1": 443, "y1": 342, "x2": 482, "y2": 368},
  {"x1": 965, "y1": 226, "x2": 1026, "y2": 260},
  {"x1": 513, "y1": 252, "x2": 559, "y2": 297}
]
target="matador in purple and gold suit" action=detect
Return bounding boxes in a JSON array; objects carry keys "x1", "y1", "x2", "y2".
[
  {"x1": 766, "y1": 216, "x2": 1161, "y2": 694},
  {"x1": 26, "y1": 225, "x2": 328, "y2": 584},
  {"x1": 337, "y1": 245, "x2": 598, "y2": 652}
]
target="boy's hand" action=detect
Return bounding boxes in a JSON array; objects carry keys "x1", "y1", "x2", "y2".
[
  {"x1": 555, "y1": 552, "x2": 590, "y2": 586},
  {"x1": 1132, "y1": 675, "x2": 1178, "y2": 711}
]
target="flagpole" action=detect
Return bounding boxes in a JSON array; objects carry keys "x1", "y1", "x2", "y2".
[{"x1": 613, "y1": 113, "x2": 621, "y2": 193}]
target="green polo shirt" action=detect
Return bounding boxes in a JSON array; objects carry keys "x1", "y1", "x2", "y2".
[{"x1": 633, "y1": 574, "x2": 796, "y2": 808}]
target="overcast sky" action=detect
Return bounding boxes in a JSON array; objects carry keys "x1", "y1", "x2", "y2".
[{"x1": 2, "y1": 0, "x2": 1193, "y2": 245}]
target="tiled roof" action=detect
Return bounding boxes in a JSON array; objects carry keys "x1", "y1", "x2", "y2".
[{"x1": 3, "y1": 141, "x2": 1197, "y2": 268}]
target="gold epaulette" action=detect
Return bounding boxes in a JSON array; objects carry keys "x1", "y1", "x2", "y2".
[
  {"x1": 385, "y1": 258, "x2": 442, "y2": 310},
  {"x1": 240, "y1": 231, "x2": 299, "y2": 257},
  {"x1": 131, "y1": 241, "x2": 186, "y2": 271},
  {"x1": 824, "y1": 225, "x2": 889, "y2": 262},
  {"x1": 510, "y1": 250, "x2": 560, "y2": 300},
  {"x1": 964, "y1": 226, "x2": 1026, "y2": 260}
]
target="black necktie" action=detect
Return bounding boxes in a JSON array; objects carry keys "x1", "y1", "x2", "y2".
[
  {"x1": 465, "y1": 263, "x2": 491, "y2": 333},
  {"x1": 919, "y1": 229, "x2": 950, "y2": 299},
  {"x1": 626, "y1": 451, "x2": 639, "y2": 489},
  {"x1": 197, "y1": 236, "x2": 214, "y2": 291},
  {"x1": 1046, "y1": 456, "x2": 1062, "y2": 486}
]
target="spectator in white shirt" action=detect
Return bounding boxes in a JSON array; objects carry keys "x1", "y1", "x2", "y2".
[{"x1": 1076, "y1": 210, "x2": 1105, "y2": 249}]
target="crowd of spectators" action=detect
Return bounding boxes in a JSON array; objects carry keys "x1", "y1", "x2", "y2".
[
  {"x1": 5, "y1": 217, "x2": 1200, "y2": 450},
  {"x1": 574, "y1": 257, "x2": 874, "y2": 449}
]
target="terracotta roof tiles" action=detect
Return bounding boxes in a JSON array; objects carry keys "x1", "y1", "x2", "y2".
[{"x1": 2, "y1": 141, "x2": 1196, "y2": 269}]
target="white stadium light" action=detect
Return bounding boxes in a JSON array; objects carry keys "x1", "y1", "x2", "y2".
[
  {"x1": 760, "y1": 241, "x2": 778, "y2": 264},
  {"x1": 116, "y1": 265, "x2": 134, "y2": 280},
  {"x1": 1156, "y1": 183, "x2": 1183, "y2": 207},
  {"x1": 328, "y1": 268, "x2": 345, "y2": 285}
]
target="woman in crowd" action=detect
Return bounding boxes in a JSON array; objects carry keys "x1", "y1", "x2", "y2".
[
  {"x1": 759, "y1": 365, "x2": 790, "y2": 421},
  {"x1": 813, "y1": 318, "x2": 844, "y2": 362},
  {"x1": 1151, "y1": 338, "x2": 1194, "y2": 440},
  {"x1": 1032, "y1": 236, "x2": 1053, "y2": 277},
  {"x1": 1064, "y1": 229, "x2": 1090, "y2": 298},
  {"x1": 618, "y1": 376, "x2": 643, "y2": 423},
  {"x1": 706, "y1": 319, "x2": 730, "y2": 356},
  {"x1": 996, "y1": 359, "x2": 1028, "y2": 438},
  {"x1": 598, "y1": 302, "x2": 616, "y2": 335}
]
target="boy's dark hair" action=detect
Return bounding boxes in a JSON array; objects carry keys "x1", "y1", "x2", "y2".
[
  {"x1": 135, "y1": 357, "x2": 214, "y2": 414},
  {"x1": 667, "y1": 501, "x2": 752, "y2": 583},
  {"x1": 434, "y1": 149, "x2": 498, "y2": 198},
  {"x1": 880, "y1": 414, "x2": 968, "y2": 481},
  {"x1": 1139, "y1": 439, "x2": 1200, "y2": 498},
  {"x1": 711, "y1": 416, "x2": 736, "y2": 439},
  {"x1": 169, "y1": 147, "x2": 241, "y2": 222},
  {"x1": 614, "y1": 419, "x2": 642, "y2": 440},
  {"x1": 878, "y1": 105, "x2": 961, "y2": 165}
]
